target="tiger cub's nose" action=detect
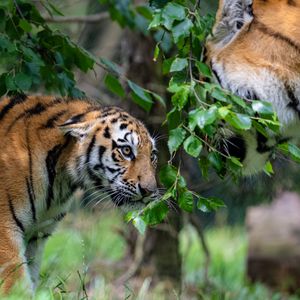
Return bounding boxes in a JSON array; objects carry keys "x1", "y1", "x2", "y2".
[{"x1": 139, "y1": 183, "x2": 156, "y2": 197}]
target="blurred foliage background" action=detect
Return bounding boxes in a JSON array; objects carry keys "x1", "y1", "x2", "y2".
[{"x1": 1, "y1": 0, "x2": 300, "y2": 299}]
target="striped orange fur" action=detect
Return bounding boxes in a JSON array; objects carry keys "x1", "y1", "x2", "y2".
[
  {"x1": 0, "y1": 94, "x2": 158, "y2": 293},
  {"x1": 206, "y1": 0, "x2": 300, "y2": 174}
]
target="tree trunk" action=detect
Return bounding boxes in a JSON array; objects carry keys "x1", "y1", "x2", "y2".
[{"x1": 120, "y1": 29, "x2": 183, "y2": 294}]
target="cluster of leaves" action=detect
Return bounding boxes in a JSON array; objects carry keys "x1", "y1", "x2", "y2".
[
  {"x1": 125, "y1": 0, "x2": 300, "y2": 231},
  {"x1": 0, "y1": 0, "x2": 96, "y2": 97},
  {"x1": 0, "y1": 0, "x2": 162, "y2": 108},
  {"x1": 2, "y1": 0, "x2": 300, "y2": 232}
]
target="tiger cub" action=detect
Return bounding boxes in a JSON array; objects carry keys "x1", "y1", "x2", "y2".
[
  {"x1": 206, "y1": 0, "x2": 300, "y2": 174},
  {"x1": 0, "y1": 94, "x2": 158, "y2": 293}
]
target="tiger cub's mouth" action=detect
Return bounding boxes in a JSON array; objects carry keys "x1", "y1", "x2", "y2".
[{"x1": 110, "y1": 192, "x2": 158, "y2": 209}]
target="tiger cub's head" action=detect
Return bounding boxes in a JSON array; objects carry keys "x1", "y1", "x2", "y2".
[{"x1": 60, "y1": 106, "x2": 158, "y2": 211}]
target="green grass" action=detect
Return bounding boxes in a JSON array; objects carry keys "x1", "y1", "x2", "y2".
[{"x1": 4, "y1": 210, "x2": 300, "y2": 299}]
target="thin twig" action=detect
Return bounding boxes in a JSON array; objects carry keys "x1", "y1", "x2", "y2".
[{"x1": 44, "y1": 12, "x2": 110, "y2": 23}]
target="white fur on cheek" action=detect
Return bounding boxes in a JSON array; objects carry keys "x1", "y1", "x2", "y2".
[{"x1": 213, "y1": 61, "x2": 299, "y2": 126}]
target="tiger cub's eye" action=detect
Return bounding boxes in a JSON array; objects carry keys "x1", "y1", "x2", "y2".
[{"x1": 121, "y1": 146, "x2": 133, "y2": 157}]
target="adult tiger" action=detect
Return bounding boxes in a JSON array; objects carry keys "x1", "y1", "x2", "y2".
[
  {"x1": 206, "y1": 0, "x2": 300, "y2": 174},
  {"x1": 0, "y1": 94, "x2": 158, "y2": 293}
]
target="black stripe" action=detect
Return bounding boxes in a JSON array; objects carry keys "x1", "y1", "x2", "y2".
[
  {"x1": 254, "y1": 20, "x2": 300, "y2": 53},
  {"x1": 100, "y1": 111, "x2": 121, "y2": 118},
  {"x1": 87, "y1": 166, "x2": 102, "y2": 186},
  {"x1": 287, "y1": 0, "x2": 297, "y2": 6},
  {"x1": 104, "y1": 126, "x2": 111, "y2": 138},
  {"x1": 99, "y1": 146, "x2": 106, "y2": 160},
  {"x1": 0, "y1": 94, "x2": 27, "y2": 121},
  {"x1": 212, "y1": 68, "x2": 222, "y2": 85},
  {"x1": 286, "y1": 84, "x2": 300, "y2": 118},
  {"x1": 25, "y1": 127, "x2": 36, "y2": 222},
  {"x1": 112, "y1": 152, "x2": 120, "y2": 162},
  {"x1": 61, "y1": 107, "x2": 99, "y2": 127},
  {"x1": 26, "y1": 178, "x2": 36, "y2": 222},
  {"x1": 42, "y1": 109, "x2": 68, "y2": 128},
  {"x1": 7, "y1": 99, "x2": 63, "y2": 133},
  {"x1": 106, "y1": 166, "x2": 120, "y2": 174},
  {"x1": 45, "y1": 137, "x2": 71, "y2": 209},
  {"x1": 28, "y1": 233, "x2": 51, "y2": 243},
  {"x1": 112, "y1": 140, "x2": 118, "y2": 149},
  {"x1": 54, "y1": 212, "x2": 66, "y2": 222},
  {"x1": 93, "y1": 146, "x2": 106, "y2": 171},
  {"x1": 117, "y1": 138, "x2": 127, "y2": 143},
  {"x1": 86, "y1": 135, "x2": 97, "y2": 164},
  {"x1": 256, "y1": 131, "x2": 271, "y2": 153},
  {"x1": 124, "y1": 132, "x2": 132, "y2": 143},
  {"x1": 8, "y1": 195, "x2": 25, "y2": 233}
]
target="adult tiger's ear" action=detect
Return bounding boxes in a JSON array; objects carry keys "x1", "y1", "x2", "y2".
[
  {"x1": 58, "y1": 114, "x2": 95, "y2": 139},
  {"x1": 212, "y1": 0, "x2": 253, "y2": 46}
]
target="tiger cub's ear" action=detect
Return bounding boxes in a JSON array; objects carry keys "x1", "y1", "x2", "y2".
[{"x1": 58, "y1": 114, "x2": 95, "y2": 139}]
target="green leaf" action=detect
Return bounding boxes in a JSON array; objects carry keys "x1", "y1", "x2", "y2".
[
  {"x1": 263, "y1": 161, "x2": 274, "y2": 176},
  {"x1": 189, "y1": 106, "x2": 218, "y2": 129},
  {"x1": 148, "y1": 12, "x2": 162, "y2": 29},
  {"x1": 178, "y1": 190, "x2": 194, "y2": 212},
  {"x1": 19, "y1": 19, "x2": 32, "y2": 33},
  {"x1": 142, "y1": 201, "x2": 169, "y2": 225},
  {"x1": 14, "y1": 73, "x2": 32, "y2": 90},
  {"x1": 198, "y1": 156, "x2": 209, "y2": 179},
  {"x1": 230, "y1": 95, "x2": 247, "y2": 108},
  {"x1": 150, "y1": 91, "x2": 166, "y2": 107},
  {"x1": 288, "y1": 143, "x2": 300, "y2": 162},
  {"x1": 99, "y1": 57, "x2": 123, "y2": 75},
  {"x1": 131, "y1": 92, "x2": 153, "y2": 112},
  {"x1": 132, "y1": 216, "x2": 147, "y2": 234},
  {"x1": 5, "y1": 74, "x2": 17, "y2": 91},
  {"x1": 0, "y1": 35, "x2": 15, "y2": 52},
  {"x1": 196, "y1": 61, "x2": 212, "y2": 78},
  {"x1": 218, "y1": 107, "x2": 230, "y2": 119},
  {"x1": 167, "y1": 107, "x2": 181, "y2": 130},
  {"x1": 171, "y1": 85, "x2": 189, "y2": 109},
  {"x1": 183, "y1": 135, "x2": 203, "y2": 158},
  {"x1": 104, "y1": 74, "x2": 125, "y2": 98},
  {"x1": 162, "y1": 3, "x2": 186, "y2": 24},
  {"x1": 159, "y1": 165, "x2": 178, "y2": 188},
  {"x1": 172, "y1": 19, "x2": 193, "y2": 43},
  {"x1": 197, "y1": 196, "x2": 226, "y2": 212},
  {"x1": 252, "y1": 101, "x2": 274, "y2": 115},
  {"x1": 72, "y1": 47, "x2": 95, "y2": 72},
  {"x1": 128, "y1": 80, "x2": 153, "y2": 111},
  {"x1": 153, "y1": 44, "x2": 160, "y2": 61},
  {"x1": 162, "y1": 57, "x2": 175, "y2": 74},
  {"x1": 211, "y1": 88, "x2": 229, "y2": 102},
  {"x1": 208, "y1": 152, "x2": 223, "y2": 172},
  {"x1": 226, "y1": 113, "x2": 252, "y2": 130},
  {"x1": 168, "y1": 127, "x2": 186, "y2": 154},
  {"x1": 170, "y1": 58, "x2": 188, "y2": 72},
  {"x1": 136, "y1": 6, "x2": 153, "y2": 20},
  {"x1": 229, "y1": 156, "x2": 243, "y2": 168}
]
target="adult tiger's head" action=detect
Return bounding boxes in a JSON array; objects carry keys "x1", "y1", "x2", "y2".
[
  {"x1": 206, "y1": 0, "x2": 300, "y2": 175},
  {"x1": 59, "y1": 106, "x2": 158, "y2": 210}
]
